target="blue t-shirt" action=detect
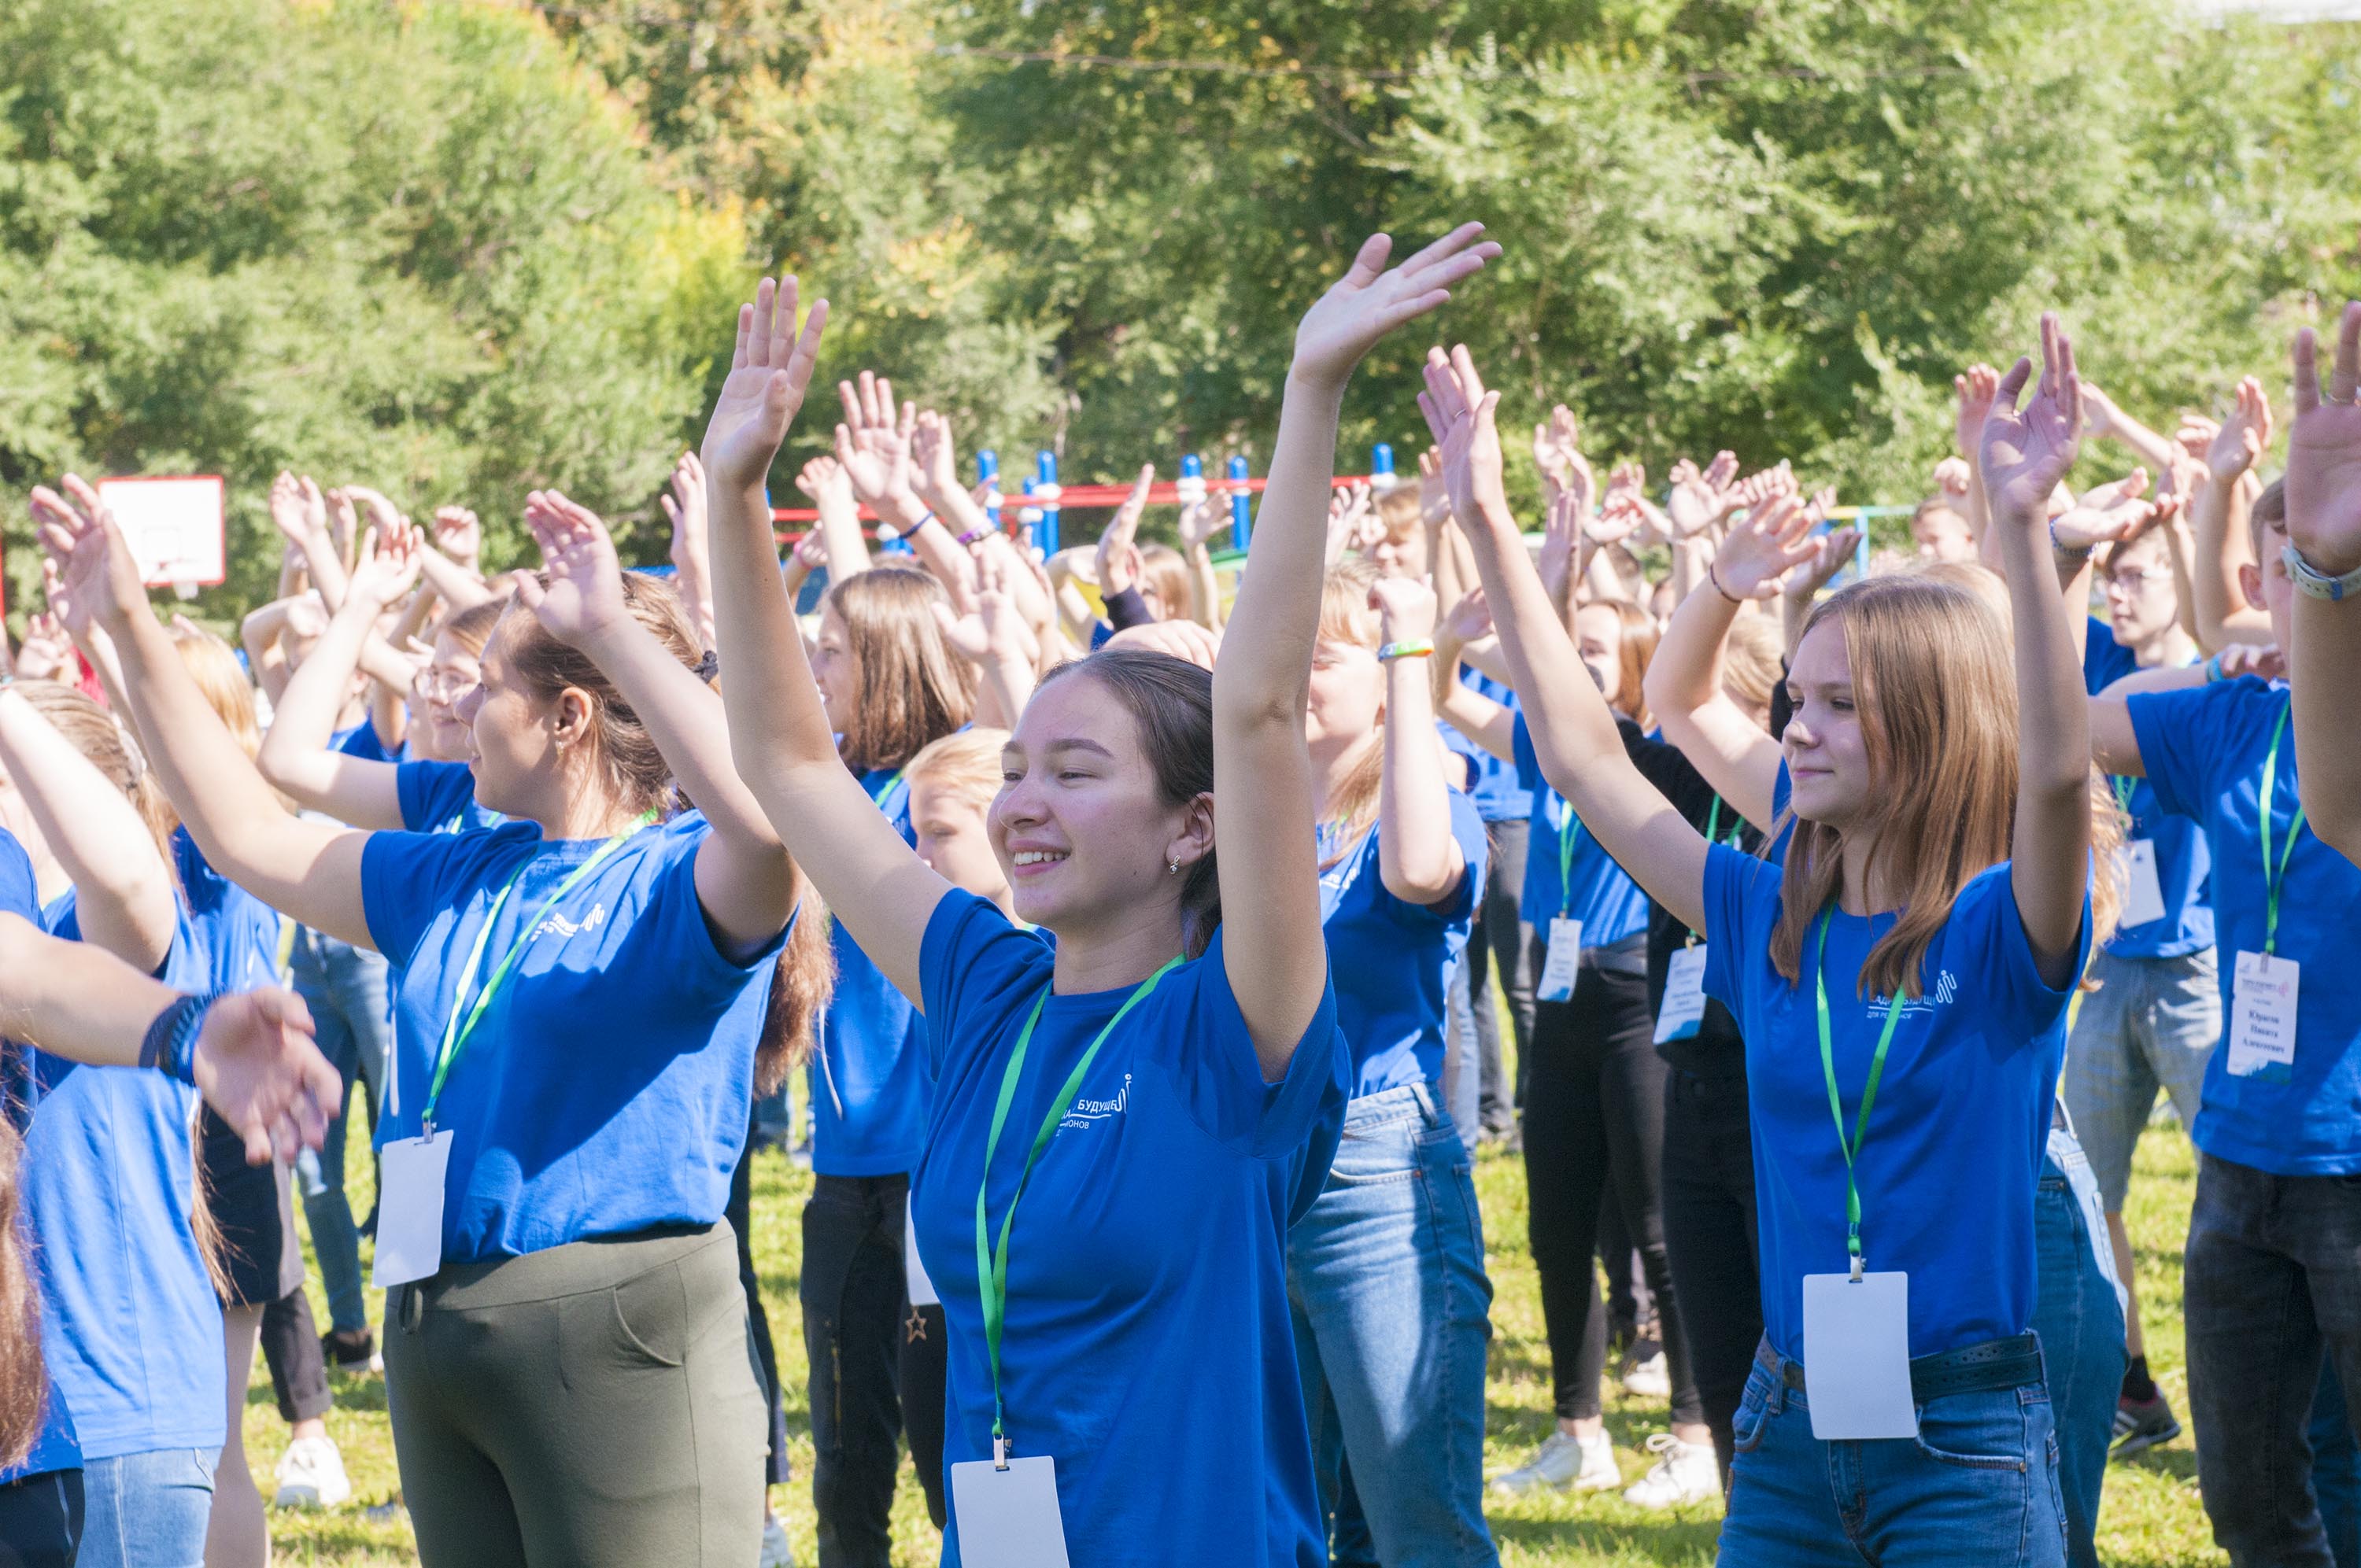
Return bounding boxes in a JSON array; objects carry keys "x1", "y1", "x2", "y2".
[
  {"x1": 0, "y1": 832, "x2": 78, "y2": 1483},
  {"x1": 1701, "y1": 844, "x2": 2086, "y2": 1360},
  {"x1": 172, "y1": 828, "x2": 281, "y2": 994},
  {"x1": 1513, "y1": 714, "x2": 1650, "y2": 947},
  {"x1": 911, "y1": 890, "x2": 1346, "y2": 1565},
  {"x1": 2129, "y1": 678, "x2": 2361, "y2": 1174},
  {"x1": 333, "y1": 720, "x2": 407, "y2": 766},
  {"x1": 396, "y1": 759, "x2": 505, "y2": 836},
  {"x1": 1442, "y1": 671, "x2": 1533, "y2": 824},
  {"x1": 23, "y1": 895, "x2": 227, "y2": 1463},
  {"x1": 811, "y1": 765, "x2": 932, "y2": 1177},
  {"x1": 360, "y1": 813, "x2": 787, "y2": 1261},
  {"x1": 2083, "y1": 622, "x2": 2213, "y2": 959},
  {"x1": 1319, "y1": 795, "x2": 1487, "y2": 1099}
]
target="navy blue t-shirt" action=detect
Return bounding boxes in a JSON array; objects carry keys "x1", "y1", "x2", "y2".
[
  {"x1": 911, "y1": 890, "x2": 1347, "y2": 1565},
  {"x1": 1513, "y1": 714, "x2": 1649, "y2": 946},
  {"x1": 2084, "y1": 621, "x2": 2213, "y2": 959},
  {"x1": 396, "y1": 759, "x2": 505, "y2": 836},
  {"x1": 2130, "y1": 679, "x2": 2361, "y2": 1174},
  {"x1": 812, "y1": 765, "x2": 933, "y2": 1177},
  {"x1": 1702, "y1": 845, "x2": 2086, "y2": 1360},
  {"x1": 361, "y1": 813, "x2": 788, "y2": 1260},
  {"x1": 1441, "y1": 670, "x2": 1532, "y2": 825},
  {"x1": 1318, "y1": 795, "x2": 1487, "y2": 1098}
]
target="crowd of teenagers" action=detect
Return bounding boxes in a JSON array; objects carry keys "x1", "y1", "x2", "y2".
[{"x1": 0, "y1": 221, "x2": 2359, "y2": 1568}]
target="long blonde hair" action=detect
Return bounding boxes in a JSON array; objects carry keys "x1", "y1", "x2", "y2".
[
  {"x1": 168, "y1": 625, "x2": 260, "y2": 761},
  {"x1": 1769, "y1": 577, "x2": 2018, "y2": 999},
  {"x1": 827, "y1": 566, "x2": 976, "y2": 774},
  {"x1": 1317, "y1": 562, "x2": 1385, "y2": 858}
]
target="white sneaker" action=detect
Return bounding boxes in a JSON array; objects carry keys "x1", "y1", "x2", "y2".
[
  {"x1": 758, "y1": 1515, "x2": 797, "y2": 1567},
  {"x1": 1489, "y1": 1428, "x2": 1619, "y2": 1495},
  {"x1": 1621, "y1": 1432, "x2": 1720, "y2": 1508},
  {"x1": 1622, "y1": 1349, "x2": 1672, "y2": 1400},
  {"x1": 273, "y1": 1433, "x2": 353, "y2": 1508}
]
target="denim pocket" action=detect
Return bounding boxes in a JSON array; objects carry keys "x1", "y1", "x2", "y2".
[
  {"x1": 1731, "y1": 1361, "x2": 1775, "y2": 1455},
  {"x1": 1912, "y1": 1387, "x2": 2034, "y2": 1471}
]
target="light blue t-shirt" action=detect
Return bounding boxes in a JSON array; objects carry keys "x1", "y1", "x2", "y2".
[
  {"x1": 1441, "y1": 671, "x2": 1532, "y2": 824},
  {"x1": 360, "y1": 813, "x2": 787, "y2": 1261},
  {"x1": 0, "y1": 832, "x2": 78, "y2": 1483},
  {"x1": 1701, "y1": 844, "x2": 2085, "y2": 1360},
  {"x1": 397, "y1": 759, "x2": 505, "y2": 836},
  {"x1": 2129, "y1": 678, "x2": 2361, "y2": 1174},
  {"x1": 1318, "y1": 795, "x2": 1487, "y2": 1099},
  {"x1": 911, "y1": 890, "x2": 1347, "y2": 1566},
  {"x1": 2085, "y1": 622, "x2": 2213, "y2": 959},
  {"x1": 172, "y1": 827, "x2": 281, "y2": 994},
  {"x1": 24, "y1": 894, "x2": 227, "y2": 1463},
  {"x1": 811, "y1": 764, "x2": 932, "y2": 1177},
  {"x1": 1513, "y1": 714, "x2": 1649, "y2": 947}
]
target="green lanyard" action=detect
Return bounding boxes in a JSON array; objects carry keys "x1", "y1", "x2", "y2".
[
  {"x1": 2112, "y1": 775, "x2": 2137, "y2": 818},
  {"x1": 974, "y1": 955, "x2": 1181, "y2": 1461},
  {"x1": 1703, "y1": 795, "x2": 1746, "y2": 850},
  {"x1": 1812, "y1": 910, "x2": 1904, "y2": 1279},
  {"x1": 2258, "y1": 701, "x2": 2308, "y2": 957},
  {"x1": 1557, "y1": 802, "x2": 1585, "y2": 917},
  {"x1": 422, "y1": 815, "x2": 654, "y2": 1132},
  {"x1": 867, "y1": 768, "x2": 907, "y2": 810}
]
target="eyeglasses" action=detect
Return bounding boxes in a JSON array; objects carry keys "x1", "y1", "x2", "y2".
[
  {"x1": 415, "y1": 670, "x2": 479, "y2": 700},
  {"x1": 2101, "y1": 567, "x2": 2174, "y2": 592}
]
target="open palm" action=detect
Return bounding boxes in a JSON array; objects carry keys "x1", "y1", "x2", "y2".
[
  {"x1": 701, "y1": 274, "x2": 829, "y2": 493},
  {"x1": 193, "y1": 987, "x2": 342, "y2": 1166},
  {"x1": 1294, "y1": 225, "x2": 1502, "y2": 389},
  {"x1": 2289, "y1": 301, "x2": 2361, "y2": 575},
  {"x1": 1418, "y1": 345, "x2": 1510, "y2": 527},
  {"x1": 31, "y1": 477, "x2": 146, "y2": 631},
  {"x1": 1979, "y1": 314, "x2": 2084, "y2": 524},
  {"x1": 518, "y1": 491, "x2": 627, "y2": 646}
]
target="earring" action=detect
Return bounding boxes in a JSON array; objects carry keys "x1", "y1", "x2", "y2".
[{"x1": 1168, "y1": 857, "x2": 1180, "y2": 876}]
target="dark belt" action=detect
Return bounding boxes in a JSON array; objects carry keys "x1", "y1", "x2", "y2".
[{"x1": 1779, "y1": 1332, "x2": 2044, "y2": 1403}]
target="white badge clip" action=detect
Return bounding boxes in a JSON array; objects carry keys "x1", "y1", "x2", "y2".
[
  {"x1": 371, "y1": 1125, "x2": 454, "y2": 1289},
  {"x1": 1800, "y1": 1262, "x2": 1918, "y2": 1440},
  {"x1": 2117, "y1": 839, "x2": 2167, "y2": 929},
  {"x1": 1539, "y1": 917, "x2": 1583, "y2": 1003},
  {"x1": 1653, "y1": 945, "x2": 1709, "y2": 1044},
  {"x1": 2227, "y1": 950, "x2": 2300, "y2": 1079},
  {"x1": 950, "y1": 1441, "x2": 1070, "y2": 1568}
]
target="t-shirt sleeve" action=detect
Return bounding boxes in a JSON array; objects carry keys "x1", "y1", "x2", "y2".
[
  {"x1": 2126, "y1": 684, "x2": 2225, "y2": 823},
  {"x1": 1169, "y1": 926, "x2": 1349, "y2": 1162},
  {"x1": 360, "y1": 826, "x2": 519, "y2": 968},
  {"x1": 1701, "y1": 841, "x2": 1778, "y2": 1011},
  {"x1": 397, "y1": 762, "x2": 473, "y2": 834},
  {"x1": 918, "y1": 887, "x2": 1054, "y2": 1079},
  {"x1": 0, "y1": 831, "x2": 40, "y2": 925},
  {"x1": 641, "y1": 817, "x2": 790, "y2": 984},
  {"x1": 1945, "y1": 861, "x2": 2089, "y2": 1035}
]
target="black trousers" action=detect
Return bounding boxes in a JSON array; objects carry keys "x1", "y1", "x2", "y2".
[
  {"x1": 1658, "y1": 1067, "x2": 1761, "y2": 1482},
  {"x1": 726, "y1": 1126, "x2": 790, "y2": 1488},
  {"x1": 901, "y1": 1301, "x2": 948, "y2": 1530},
  {"x1": 801, "y1": 1173, "x2": 911, "y2": 1568},
  {"x1": 1466, "y1": 818, "x2": 1534, "y2": 1120},
  {"x1": 0, "y1": 1467, "x2": 79, "y2": 1568},
  {"x1": 1521, "y1": 948, "x2": 1701, "y2": 1426},
  {"x1": 259, "y1": 1282, "x2": 331, "y2": 1424}
]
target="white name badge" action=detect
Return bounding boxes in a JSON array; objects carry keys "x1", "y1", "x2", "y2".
[
  {"x1": 1539, "y1": 917, "x2": 1583, "y2": 1003},
  {"x1": 1801, "y1": 1270, "x2": 1919, "y2": 1440},
  {"x1": 950, "y1": 1454, "x2": 1070, "y2": 1568},
  {"x1": 371, "y1": 1130, "x2": 453, "y2": 1289},
  {"x1": 2118, "y1": 839, "x2": 2167, "y2": 929},
  {"x1": 1653, "y1": 946, "x2": 1709, "y2": 1044},
  {"x1": 904, "y1": 1193, "x2": 938, "y2": 1308},
  {"x1": 2227, "y1": 951, "x2": 2300, "y2": 1078}
]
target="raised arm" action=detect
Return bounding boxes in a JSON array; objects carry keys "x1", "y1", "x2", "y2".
[
  {"x1": 2287, "y1": 301, "x2": 2361, "y2": 865},
  {"x1": 1431, "y1": 586, "x2": 1518, "y2": 762},
  {"x1": 35, "y1": 477, "x2": 372, "y2": 946},
  {"x1": 702, "y1": 276, "x2": 948, "y2": 1002},
  {"x1": 1979, "y1": 315, "x2": 2097, "y2": 985},
  {"x1": 2193, "y1": 378, "x2": 2278, "y2": 648},
  {"x1": 1425, "y1": 345, "x2": 1710, "y2": 933},
  {"x1": 2081, "y1": 382, "x2": 2182, "y2": 475},
  {"x1": 1640, "y1": 497, "x2": 1820, "y2": 828},
  {"x1": 0, "y1": 686, "x2": 176, "y2": 972},
  {"x1": 794, "y1": 455, "x2": 872, "y2": 585},
  {"x1": 662, "y1": 452, "x2": 718, "y2": 651},
  {"x1": 1217, "y1": 227, "x2": 1497, "y2": 1075},
  {"x1": 1366, "y1": 577, "x2": 1467, "y2": 905},
  {"x1": 253, "y1": 521, "x2": 424, "y2": 829},
  {"x1": 841, "y1": 375, "x2": 975, "y2": 605}
]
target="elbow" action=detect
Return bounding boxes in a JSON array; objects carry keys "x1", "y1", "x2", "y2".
[{"x1": 1379, "y1": 859, "x2": 1465, "y2": 909}]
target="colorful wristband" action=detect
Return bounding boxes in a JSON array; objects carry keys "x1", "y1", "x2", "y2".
[
  {"x1": 2283, "y1": 543, "x2": 2361, "y2": 603},
  {"x1": 139, "y1": 992, "x2": 215, "y2": 1087},
  {"x1": 957, "y1": 526, "x2": 995, "y2": 547},
  {"x1": 1377, "y1": 640, "x2": 1435, "y2": 662},
  {"x1": 2204, "y1": 652, "x2": 2226, "y2": 684}
]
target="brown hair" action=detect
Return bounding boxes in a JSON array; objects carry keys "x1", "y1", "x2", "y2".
[
  {"x1": 756, "y1": 872, "x2": 835, "y2": 1096},
  {"x1": 438, "y1": 599, "x2": 507, "y2": 659},
  {"x1": 826, "y1": 566, "x2": 975, "y2": 773},
  {"x1": 1911, "y1": 498, "x2": 1968, "y2": 536},
  {"x1": 1139, "y1": 544, "x2": 1190, "y2": 623},
  {"x1": 1768, "y1": 576, "x2": 2019, "y2": 1000},
  {"x1": 1375, "y1": 487, "x2": 1423, "y2": 533},
  {"x1": 2250, "y1": 476, "x2": 2285, "y2": 561},
  {"x1": 906, "y1": 728, "x2": 1010, "y2": 815},
  {"x1": 168, "y1": 625, "x2": 260, "y2": 761},
  {"x1": 1035, "y1": 647, "x2": 1221, "y2": 959},
  {"x1": 1316, "y1": 563, "x2": 1385, "y2": 853},
  {"x1": 1579, "y1": 599, "x2": 1659, "y2": 730},
  {"x1": 0, "y1": 1119, "x2": 44, "y2": 1469},
  {"x1": 17, "y1": 683, "x2": 178, "y2": 870}
]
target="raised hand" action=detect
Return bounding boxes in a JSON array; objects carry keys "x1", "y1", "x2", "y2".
[
  {"x1": 1105, "y1": 617, "x2": 1221, "y2": 672},
  {"x1": 1710, "y1": 493, "x2": 1823, "y2": 600},
  {"x1": 1291, "y1": 225, "x2": 1501, "y2": 392},
  {"x1": 431, "y1": 506, "x2": 483, "y2": 571},
  {"x1": 1098, "y1": 463, "x2": 1156, "y2": 576},
  {"x1": 1417, "y1": 446, "x2": 1451, "y2": 528},
  {"x1": 1417, "y1": 345, "x2": 1510, "y2": 529},
  {"x1": 2289, "y1": 301, "x2": 2361, "y2": 575},
  {"x1": 515, "y1": 491, "x2": 629, "y2": 647},
  {"x1": 795, "y1": 453, "x2": 857, "y2": 515},
  {"x1": 1956, "y1": 363, "x2": 2001, "y2": 461},
  {"x1": 1178, "y1": 487, "x2": 1228, "y2": 552},
  {"x1": 910, "y1": 410, "x2": 963, "y2": 505},
  {"x1": 187, "y1": 987, "x2": 341, "y2": 1166},
  {"x1": 2207, "y1": 375, "x2": 2275, "y2": 485},
  {"x1": 15, "y1": 608, "x2": 69, "y2": 683},
  {"x1": 662, "y1": 452, "x2": 708, "y2": 566},
  {"x1": 1532, "y1": 404, "x2": 1582, "y2": 496},
  {"x1": 346, "y1": 517, "x2": 427, "y2": 612},
  {"x1": 2052, "y1": 469, "x2": 2156, "y2": 553},
  {"x1": 1439, "y1": 585, "x2": 1494, "y2": 646},
  {"x1": 268, "y1": 471, "x2": 316, "y2": 551},
  {"x1": 1933, "y1": 456, "x2": 1973, "y2": 498},
  {"x1": 1979, "y1": 314, "x2": 2084, "y2": 524},
  {"x1": 779, "y1": 530, "x2": 829, "y2": 594},
  {"x1": 2219, "y1": 642, "x2": 2288, "y2": 681},
  {"x1": 2176, "y1": 415, "x2": 2220, "y2": 463},
  {"x1": 1783, "y1": 523, "x2": 1863, "y2": 603},
  {"x1": 1667, "y1": 455, "x2": 1736, "y2": 538},
  {"x1": 2078, "y1": 382, "x2": 2123, "y2": 444},
  {"x1": 1369, "y1": 574, "x2": 1438, "y2": 644},
  {"x1": 31, "y1": 476, "x2": 148, "y2": 633},
  {"x1": 701, "y1": 272, "x2": 830, "y2": 493},
  {"x1": 1325, "y1": 481, "x2": 1374, "y2": 566},
  {"x1": 833, "y1": 372, "x2": 918, "y2": 510},
  {"x1": 1537, "y1": 485, "x2": 1583, "y2": 604}
]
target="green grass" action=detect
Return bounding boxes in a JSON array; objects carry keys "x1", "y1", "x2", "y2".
[{"x1": 249, "y1": 1116, "x2": 2222, "y2": 1566}]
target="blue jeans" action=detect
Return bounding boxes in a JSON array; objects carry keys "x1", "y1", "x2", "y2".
[
  {"x1": 1722, "y1": 1342, "x2": 2067, "y2": 1566},
  {"x1": 289, "y1": 929, "x2": 390, "y2": 1335},
  {"x1": 1287, "y1": 1083, "x2": 1497, "y2": 1568},
  {"x1": 74, "y1": 1448, "x2": 216, "y2": 1568},
  {"x1": 2034, "y1": 1146, "x2": 2126, "y2": 1568}
]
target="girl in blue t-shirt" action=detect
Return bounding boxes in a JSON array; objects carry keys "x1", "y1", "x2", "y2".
[
  {"x1": 1426, "y1": 323, "x2": 2095, "y2": 1565},
  {"x1": 1289, "y1": 559, "x2": 1498, "y2": 1562},
  {"x1": 701, "y1": 230, "x2": 1495, "y2": 1564},
  {"x1": 56, "y1": 478, "x2": 826, "y2": 1568}
]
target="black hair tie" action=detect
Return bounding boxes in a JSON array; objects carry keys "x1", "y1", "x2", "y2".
[{"x1": 693, "y1": 649, "x2": 719, "y2": 684}]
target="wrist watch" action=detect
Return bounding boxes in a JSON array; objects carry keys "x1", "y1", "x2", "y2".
[{"x1": 2282, "y1": 544, "x2": 2361, "y2": 603}]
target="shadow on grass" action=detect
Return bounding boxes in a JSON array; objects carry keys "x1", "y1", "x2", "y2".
[
  {"x1": 1487, "y1": 1513, "x2": 1720, "y2": 1562},
  {"x1": 2115, "y1": 1441, "x2": 2202, "y2": 1484}
]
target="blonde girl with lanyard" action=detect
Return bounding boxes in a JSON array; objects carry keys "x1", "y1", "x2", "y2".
[
  {"x1": 703, "y1": 227, "x2": 1495, "y2": 1565},
  {"x1": 1428, "y1": 319, "x2": 2093, "y2": 1564},
  {"x1": 43, "y1": 479, "x2": 805, "y2": 1568}
]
